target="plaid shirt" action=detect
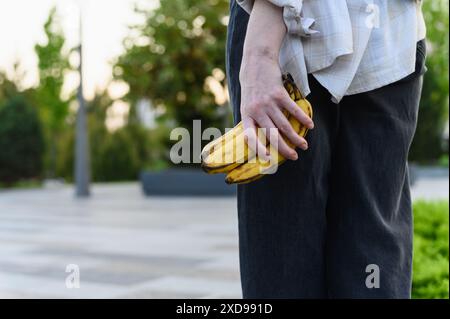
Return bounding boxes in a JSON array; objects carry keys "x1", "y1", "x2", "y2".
[{"x1": 237, "y1": 0, "x2": 426, "y2": 103}]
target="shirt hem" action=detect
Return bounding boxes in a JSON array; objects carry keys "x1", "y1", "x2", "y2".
[{"x1": 344, "y1": 67, "x2": 416, "y2": 97}]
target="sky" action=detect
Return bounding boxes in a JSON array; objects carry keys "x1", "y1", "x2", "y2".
[{"x1": 0, "y1": 0, "x2": 157, "y2": 99}]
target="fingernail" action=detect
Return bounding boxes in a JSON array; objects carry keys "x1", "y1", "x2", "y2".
[
  {"x1": 309, "y1": 122, "x2": 315, "y2": 129},
  {"x1": 292, "y1": 153, "x2": 298, "y2": 160},
  {"x1": 301, "y1": 142, "x2": 308, "y2": 150}
]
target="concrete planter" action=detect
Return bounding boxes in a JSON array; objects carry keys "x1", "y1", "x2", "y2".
[
  {"x1": 409, "y1": 163, "x2": 449, "y2": 186},
  {"x1": 140, "y1": 169, "x2": 236, "y2": 196},
  {"x1": 140, "y1": 164, "x2": 448, "y2": 196},
  {"x1": 409, "y1": 163, "x2": 419, "y2": 186}
]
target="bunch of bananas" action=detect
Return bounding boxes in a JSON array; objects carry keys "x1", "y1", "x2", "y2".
[{"x1": 201, "y1": 73, "x2": 313, "y2": 185}]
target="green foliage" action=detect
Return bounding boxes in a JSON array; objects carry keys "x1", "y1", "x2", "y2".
[
  {"x1": 114, "y1": 0, "x2": 232, "y2": 162},
  {"x1": 0, "y1": 96, "x2": 44, "y2": 184},
  {"x1": 57, "y1": 125, "x2": 167, "y2": 183},
  {"x1": 92, "y1": 125, "x2": 141, "y2": 182},
  {"x1": 410, "y1": 0, "x2": 449, "y2": 162},
  {"x1": 34, "y1": 6, "x2": 73, "y2": 177},
  {"x1": 0, "y1": 64, "x2": 36, "y2": 105},
  {"x1": 90, "y1": 122, "x2": 170, "y2": 182},
  {"x1": 412, "y1": 200, "x2": 449, "y2": 299},
  {"x1": 0, "y1": 179, "x2": 42, "y2": 190},
  {"x1": 438, "y1": 154, "x2": 449, "y2": 167},
  {"x1": 141, "y1": 124, "x2": 172, "y2": 171},
  {"x1": 55, "y1": 127, "x2": 74, "y2": 182},
  {"x1": 56, "y1": 89, "x2": 167, "y2": 182},
  {"x1": 0, "y1": 69, "x2": 20, "y2": 103}
]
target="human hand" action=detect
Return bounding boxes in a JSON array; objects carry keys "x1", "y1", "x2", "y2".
[{"x1": 239, "y1": 54, "x2": 314, "y2": 161}]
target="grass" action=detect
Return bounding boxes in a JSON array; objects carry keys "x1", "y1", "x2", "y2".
[
  {"x1": 0, "y1": 179, "x2": 42, "y2": 190},
  {"x1": 412, "y1": 200, "x2": 449, "y2": 299},
  {"x1": 439, "y1": 154, "x2": 449, "y2": 168}
]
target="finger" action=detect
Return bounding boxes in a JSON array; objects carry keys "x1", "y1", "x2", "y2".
[
  {"x1": 268, "y1": 106, "x2": 309, "y2": 151},
  {"x1": 255, "y1": 114, "x2": 298, "y2": 161},
  {"x1": 242, "y1": 116, "x2": 270, "y2": 161},
  {"x1": 276, "y1": 90, "x2": 314, "y2": 129}
]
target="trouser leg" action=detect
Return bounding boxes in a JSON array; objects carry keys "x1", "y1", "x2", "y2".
[
  {"x1": 236, "y1": 78, "x2": 337, "y2": 299},
  {"x1": 227, "y1": 0, "x2": 425, "y2": 299},
  {"x1": 325, "y1": 41, "x2": 426, "y2": 298},
  {"x1": 227, "y1": 2, "x2": 337, "y2": 296}
]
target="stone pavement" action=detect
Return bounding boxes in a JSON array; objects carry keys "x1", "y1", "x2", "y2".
[
  {"x1": 0, "y1": 183, "x2": 241, "y2": 298},
  {"x1": 0, "y1": 172, "x2": 447, "y2": 299}
]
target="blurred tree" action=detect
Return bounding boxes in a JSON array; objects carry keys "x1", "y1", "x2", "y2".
[
  {"x1": 34, "y1": 7, "x2": 73, "y2": 177},
  {"x1": 0, "y1": 96, "x2": 44, "y2": 184},
  {"x1": 93, "y1": 127, "x2": 142, "y2": 181},
  {"x1": 410, "y1": 0, "x2": 449, "y2": 162},
  {"x1": 0, "y1": 63, "x2": 33, "y2": 105},
  {"x1": 56, "y1": 89, "x2": 163, "y2": 182},
  {"x1": 114, "y1": 0, "x2": 232, "y2": 165},
  {"x1": 86, "y1": 91, "x2": 148, "y2": 182},
  {"x1": 0, "y1": 71, "x2": 19, "y2": 103}
]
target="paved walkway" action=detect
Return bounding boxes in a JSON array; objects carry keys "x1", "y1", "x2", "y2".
[
  {"x1": 0, "y1": 184, "x2": 240, "y2": 298},
  {"x1": 0, "y1": 172, "x2": 447, "y2": 299}
]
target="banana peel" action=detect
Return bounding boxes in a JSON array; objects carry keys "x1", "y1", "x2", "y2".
[{"x1": 201, "y1": 73, "x2": 313, "y2": 185}]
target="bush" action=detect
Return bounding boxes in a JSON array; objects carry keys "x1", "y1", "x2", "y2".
[
  {"x1": 0, "y1": 96, "x2": 44, "y2": 184},
  {"x1": 410, "y1": 0, "x2": 449, "y2": 162},
  {"x1": 55, "y1": 127, "x2": 74, "y2": 181},
  {"x1": 56, "y1": 121, "x2": 165, "y2": 182},
  {"x1": 412, "y1": 200, "x2": 449, "y2": 299},
  {"x1": 92, "y1": 125, "x2": 142, "y2": 182},
  {"x1": 93, "y1": 130, "x2": 139, "y2": 182}
]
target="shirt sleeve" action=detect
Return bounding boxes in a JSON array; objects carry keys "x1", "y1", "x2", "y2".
[{"x1": 236, "y1": 0, "x2": 319, "y2": 37}]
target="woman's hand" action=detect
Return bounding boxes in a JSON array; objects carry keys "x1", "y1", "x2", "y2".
[
  {"x1": 240, "y1": 54, "x2": 314, "y2": 161},
  {"x1": 239, "y1": 0, "x2": 314, "y2": 161}
]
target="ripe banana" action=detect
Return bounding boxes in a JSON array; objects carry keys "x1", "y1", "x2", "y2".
[
  {"x1": 200, "y1": 122, "x2": 251, "y2": 174},
  {"x1": 225, "y1": 97, "x2": 312, "y2": 184},
  {"x1": 201, "y1": 73, "x2": 313, "y2": 184}
]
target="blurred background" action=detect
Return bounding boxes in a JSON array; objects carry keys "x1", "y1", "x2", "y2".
[{"x1": 0, "y1": 0, "x2": 448, "y2": 299}]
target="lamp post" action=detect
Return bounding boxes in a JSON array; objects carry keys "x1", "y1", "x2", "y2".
[{"x1": 74, "y1": 2, "x2": 90, "y2": 197}]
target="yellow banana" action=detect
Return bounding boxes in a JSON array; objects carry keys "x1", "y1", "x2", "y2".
[
  {"x1": 201, "y1": 112, "x2": 286, "y2": 174},
  {"x1": 225, "y1": 97, "x2": 312, "y2": 184},
  {"x1": 200, "y1": 122, "x2": 252, "y2": 174},
  {"x1": 201, "y1": 73, "x2": 313, "y2": 184}
]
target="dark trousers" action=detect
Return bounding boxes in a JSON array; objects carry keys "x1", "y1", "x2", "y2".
[{"x1": 226, "y1": 0, "x2": 426, "y2": 299}]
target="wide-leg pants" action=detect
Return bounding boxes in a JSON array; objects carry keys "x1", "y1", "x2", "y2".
[{"x1": 226, "y1": 0, "x2": 426, "y2": 299}]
